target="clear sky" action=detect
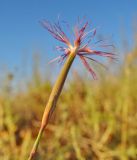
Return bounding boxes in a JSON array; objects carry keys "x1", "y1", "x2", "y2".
[{"x1": 0, "y1": 0, "x2": 137, "y2": 78}]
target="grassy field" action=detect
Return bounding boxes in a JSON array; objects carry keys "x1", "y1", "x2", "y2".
[{"x1": 0, "y1": 47, "x2": 137, "y2": 160}]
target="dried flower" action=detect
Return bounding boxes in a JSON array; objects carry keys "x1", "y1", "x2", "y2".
[
  {"x1": 41, "y1": 19, "x2": 115, "y2": 79},
  {"x1": 28, "y1": 18, "x2": 115, "y2": 160}
]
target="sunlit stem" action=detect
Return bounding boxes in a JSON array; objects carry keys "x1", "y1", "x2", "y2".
[{"x1": 28, "y1": 47, "x2": 77, "y2": 160}]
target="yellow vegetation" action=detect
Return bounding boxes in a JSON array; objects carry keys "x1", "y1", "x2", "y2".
[{"x1": 0, "y1": 48, "x2": 137, "y2": 160}]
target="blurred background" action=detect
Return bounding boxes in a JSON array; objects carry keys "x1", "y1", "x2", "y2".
[{"x1": 0, "y1": 0, "x2": 137, "y2": 159}]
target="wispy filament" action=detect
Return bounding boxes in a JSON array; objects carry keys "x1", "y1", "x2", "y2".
[{"x1": 41, "y1": 19, "x2": 116, "y2": 79}]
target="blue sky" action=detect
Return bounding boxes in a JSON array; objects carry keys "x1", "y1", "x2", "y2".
[{"x1": 0, "y1": 0, "x2": 137, "y2": 78}]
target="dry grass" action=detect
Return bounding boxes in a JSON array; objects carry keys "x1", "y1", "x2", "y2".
[{"x1": 0, "y1": 48, "x2": 137, "y2": 160}]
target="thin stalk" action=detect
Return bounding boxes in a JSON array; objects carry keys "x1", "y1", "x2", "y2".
[{"x1": 28, "y1": 48, "x2": 77, "y2": 160}]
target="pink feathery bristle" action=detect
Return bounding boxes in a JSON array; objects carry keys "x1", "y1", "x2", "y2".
[
  {"x1": 48, "y1": 54, "x2": 68, "y2": 64},
  {"x1": 80, "y1": 29, "x2": 97, "y2": 48},
  {"x1": 82, "y1": 28, "x2": 96, "y2": 39},
  {"x1": 79, "y1": 48, "x2": 115, "y2": 58},
  {"x1": 56, "y1": 46, "x2": 67, "y2": 52},
  {"x1": 58, "y1": 54, "x2": 68, "y2": 64},
  {"x1": 91, "y1": 51, "x2": 116, "y2": 60},
  {"x1": 48, "y1": 56, "x2": 62, "y2": 64},
  {"x1": 41, "y1": 20, "x2": 70, "y2": 45},
  {"x1": 79, "y1": 22, "x2": 88, "y2": 37},
  {"x1": 79, "y1": 55, "x2": 97, "y2": 79},
  {"x1": 97, "y1": 44, "x2": 115, "y2": 48},
  {"x1": 83, "y1": 56, "x2": 107, "y2": 70},
  {"x1": 74, "y1": 22, "x2": 88, "y2": 45}
]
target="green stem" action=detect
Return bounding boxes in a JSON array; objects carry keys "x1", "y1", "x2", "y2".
[{"x1": 28, "y1": 48, "x2": 77, "y2": 160}]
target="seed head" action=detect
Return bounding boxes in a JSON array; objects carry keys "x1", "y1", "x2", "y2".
[{"x1": 41, "y1": 18, "x2": 116, "y2": 79}]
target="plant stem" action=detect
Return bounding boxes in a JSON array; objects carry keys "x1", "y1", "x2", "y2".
[{"x1": 28, "y1": 48, "x2": 77, "y2": 160}]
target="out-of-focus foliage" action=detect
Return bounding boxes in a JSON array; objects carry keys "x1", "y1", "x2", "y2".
[{"x1": 0, "y1": 47, "x2": 137, "y2": 160}]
